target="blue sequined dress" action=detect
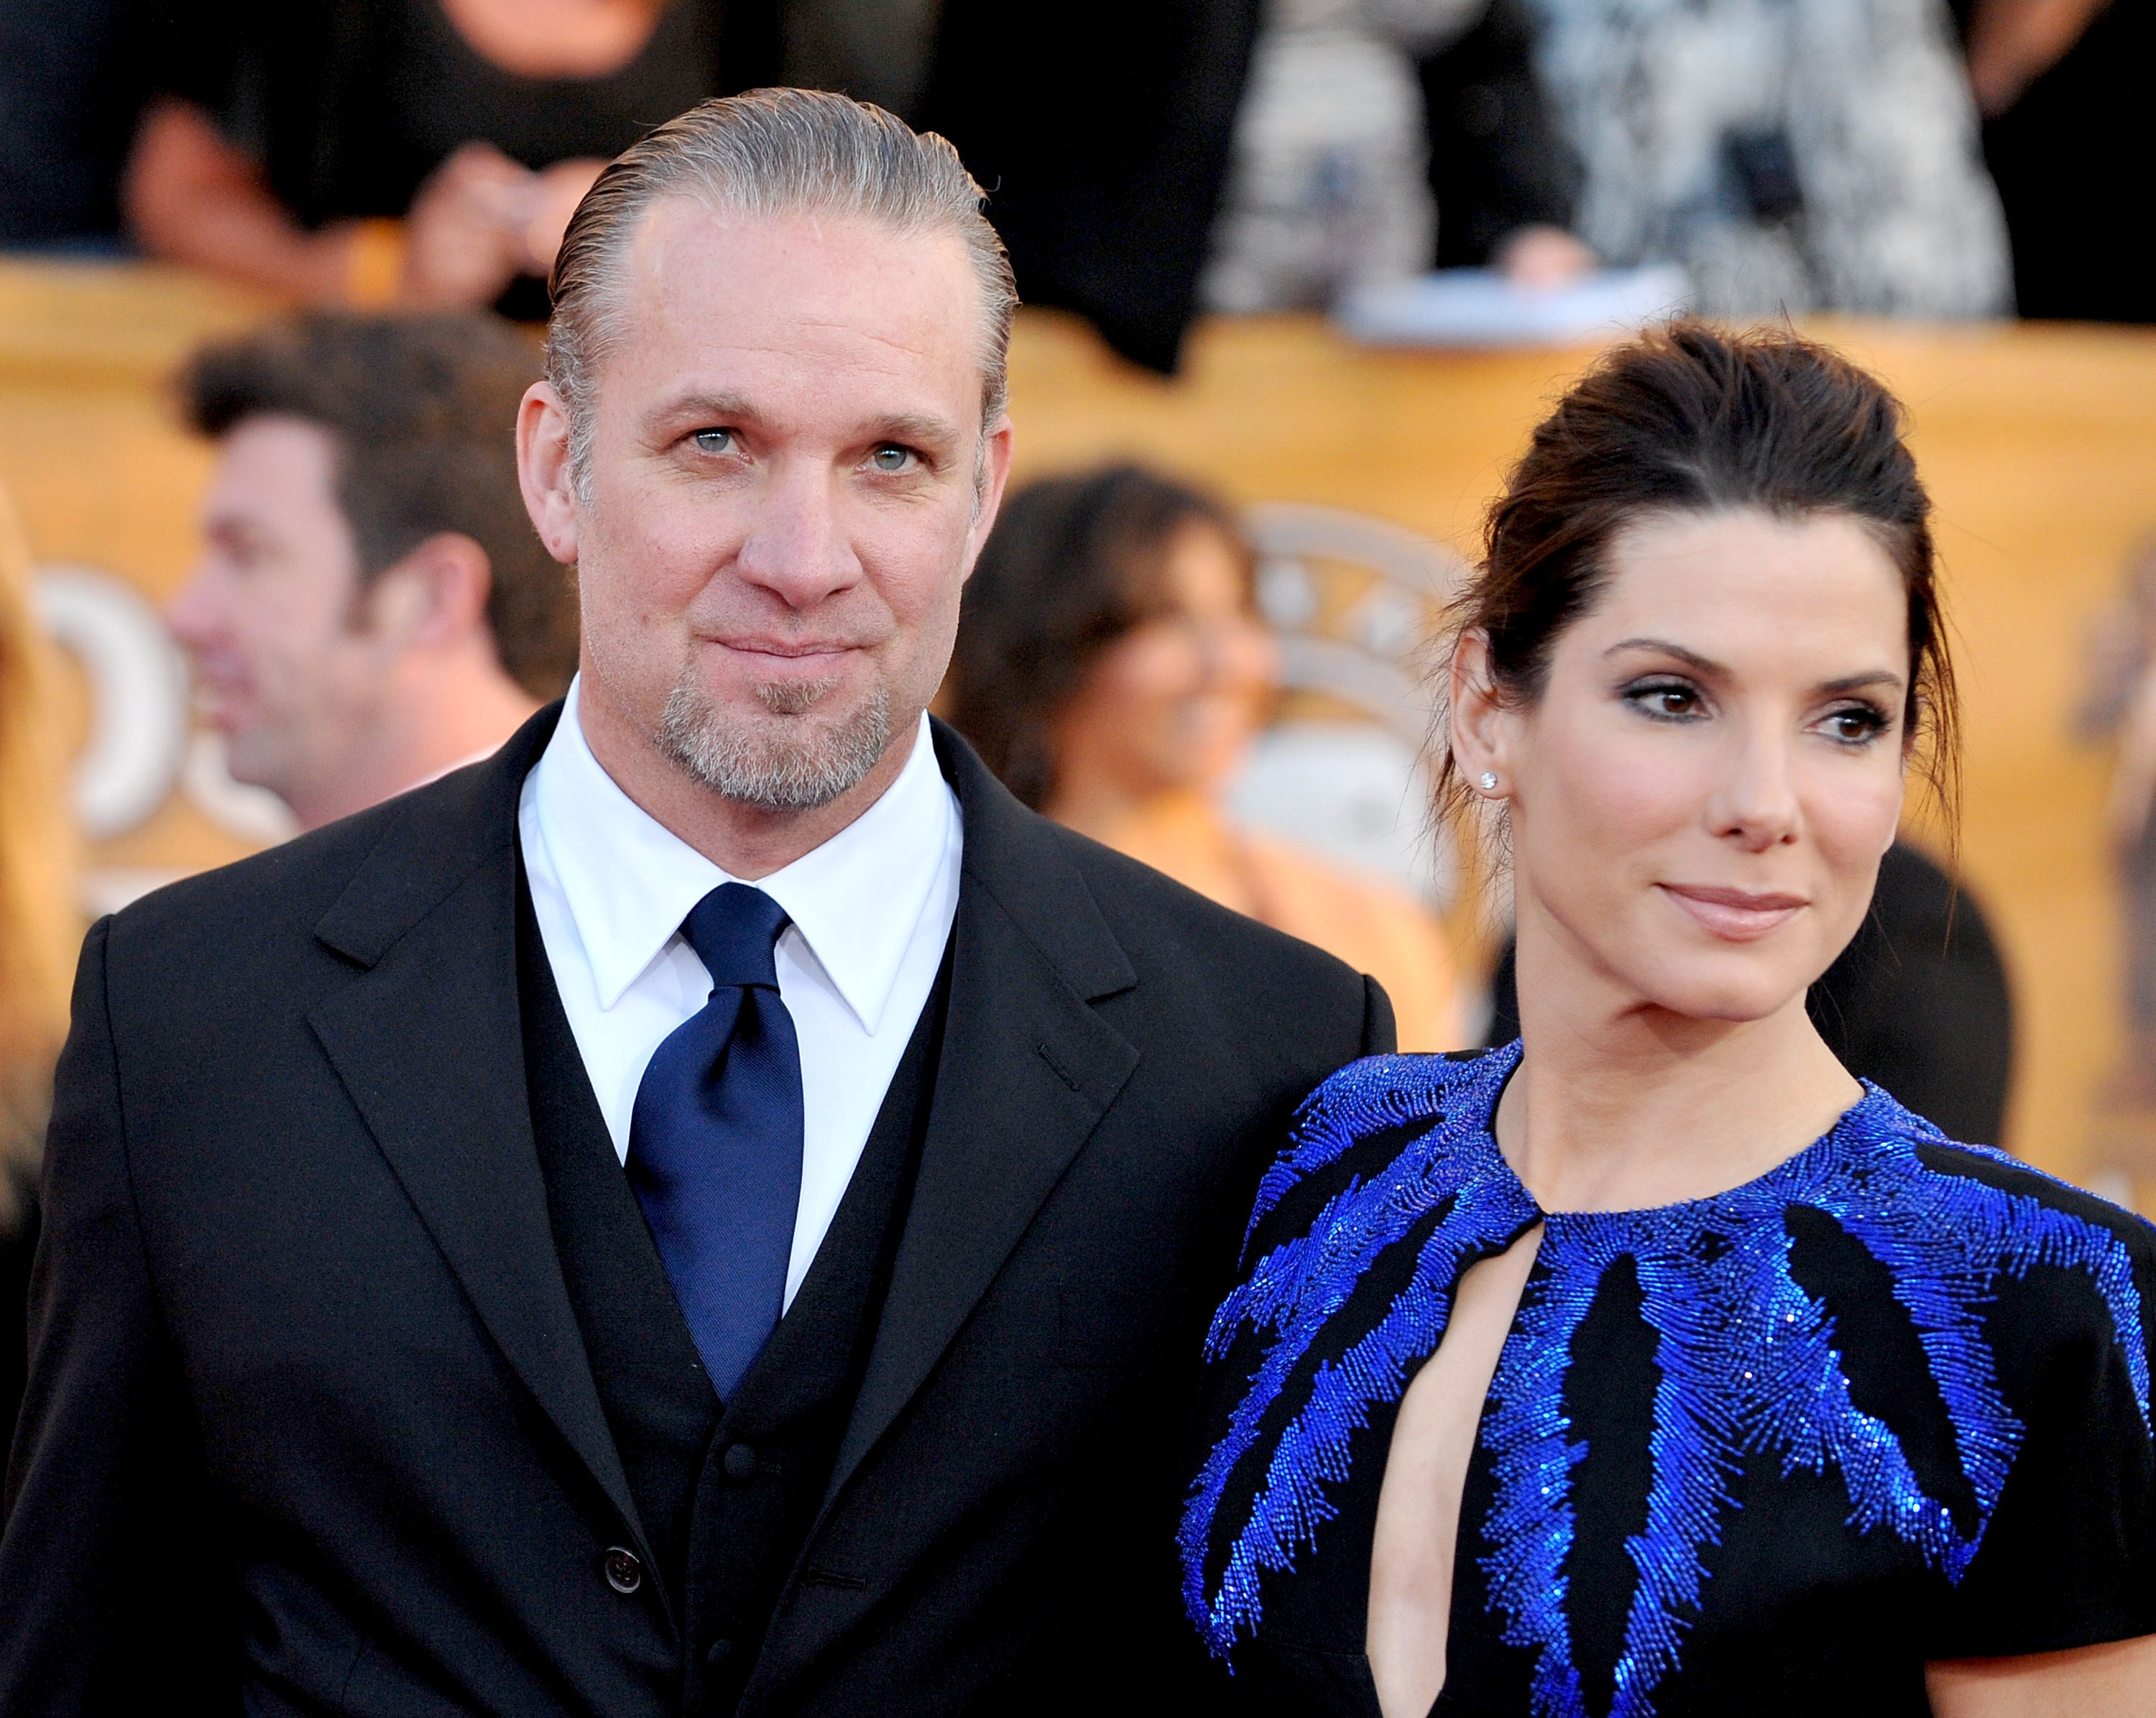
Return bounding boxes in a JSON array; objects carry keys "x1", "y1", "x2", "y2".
[{"x1": 1181, "y1": 1044, "x2": 2156, "y2": 1717}]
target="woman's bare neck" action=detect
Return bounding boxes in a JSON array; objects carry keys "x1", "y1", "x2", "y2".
[{"x1": 1498, "y1": 927, "x2": 1862, "y2": 1216}]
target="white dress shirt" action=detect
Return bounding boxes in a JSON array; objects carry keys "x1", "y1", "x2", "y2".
[{"x1": 518, "y1": 678, "x2": 963, "y2": 1308}]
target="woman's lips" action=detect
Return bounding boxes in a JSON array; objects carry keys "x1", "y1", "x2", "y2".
[{"x1": 1658, "y1": 883, "x2": 1807, "y2": 942}]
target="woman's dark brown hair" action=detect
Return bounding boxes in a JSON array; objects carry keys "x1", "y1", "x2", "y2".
[
  {"x1": 1442, "y1": 319, "x2": 1959, "y2": 836},
  {"x1": 946, "y1": 463, "x2": 1248, "y2": 809}
]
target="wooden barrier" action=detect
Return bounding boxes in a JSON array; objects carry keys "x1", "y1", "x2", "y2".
[{"x1": 5, "y1": 257, "x2": 2155, "y2": 1189}]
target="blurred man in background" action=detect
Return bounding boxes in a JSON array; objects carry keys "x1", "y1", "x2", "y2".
[{"x1": 169, "y1": 310, "x2": 577, "y2": 830}]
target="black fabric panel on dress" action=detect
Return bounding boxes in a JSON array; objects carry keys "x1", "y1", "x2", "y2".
[
  {"x1": 1663, "y1": 1449, "x2": 1937, "y2": 1717},
  {"x1": 1560, "y1": 1256, "x2": 1659, "y2": 1717},
  {"x1": 1203, "y1": 1195, "x2": 1462, "y2": 1638},
  {"x1": 1945, "y1": 1260, "x2": 2156, "y2": 1655},
  {"x1": 1782, "y1": 1203, "x2": 1980, "y2": 1533},
  {"x1": 1253, "y1": 1118, "x2": 1455, "y2": 1266}
]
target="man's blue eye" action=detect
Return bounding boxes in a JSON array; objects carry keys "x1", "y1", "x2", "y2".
[
  {"x1": 694, "y1": 428, "x2": 732, "y2": 454},
  {"x1": 871, "y1": 446, "x2": 910, "y2": 471}
]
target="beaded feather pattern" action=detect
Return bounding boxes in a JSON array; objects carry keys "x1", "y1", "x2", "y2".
[{"x1": 1180, "y1": 1045, "x2": 2154, "y2": 1718}]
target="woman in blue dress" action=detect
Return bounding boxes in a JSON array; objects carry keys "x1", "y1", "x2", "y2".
[{"x1": 1181, "y1": 321, "x2": 2156, "y2": 1717}]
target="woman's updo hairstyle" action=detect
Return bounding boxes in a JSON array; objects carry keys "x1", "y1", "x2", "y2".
[{"x1": 1441, "y1": 319, "x2": 1958, "y2": 832}]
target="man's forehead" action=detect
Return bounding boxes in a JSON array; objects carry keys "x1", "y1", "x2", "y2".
[
  {"x1": 612, "y1": 199, "x2": 982, "y2": 389},
  {"x1": 222, "y1": 412, "x2": 338, "y2": 465},
  {"x1": 211, "y1": 415, "x2": 342, "y2": 506}
]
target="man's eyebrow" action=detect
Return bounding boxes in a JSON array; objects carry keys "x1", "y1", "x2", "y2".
[
  {"x1": 646, "y1": 394, "x2": 961, "y2": 448},
  {"x1": 862, "y1": 411, "x2": 962, "y2": 448},
  {"x1": 653, "y1": 390, "x2": 760, "y2": 424}
]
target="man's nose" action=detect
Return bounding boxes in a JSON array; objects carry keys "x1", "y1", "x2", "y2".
[
  {"x1": 1709, "y1": 723, "x2": 1802, "y2": 850},
  {"x1": 164, "y1": 562, "x2": 223, "y2": 649},
  {"x1": 732, "y1": 468, "x2": 865, "y2": 609}
]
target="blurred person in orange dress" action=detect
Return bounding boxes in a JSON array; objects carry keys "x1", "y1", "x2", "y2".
[
  {"x1": 945, "y1": 463, "x2": 1464, "y2": 1050},
  {"x1": 121, "y1": 0, "x2": 724, "y2": 319},
  {"x1": 167, "y1": 310, "x2": 576, "y2": 831},
  {"x1": 0, "y1": 481, "x2": 80, "y2": 1444}
]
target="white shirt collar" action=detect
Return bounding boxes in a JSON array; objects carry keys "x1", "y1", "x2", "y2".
[{"x1": 528, "y1": 678, "x2": 955, "y2": 1035}]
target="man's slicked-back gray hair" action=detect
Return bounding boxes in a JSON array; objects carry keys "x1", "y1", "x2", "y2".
[{"x1": 546, "y1": 88, "x2": 1018, "y2": 495}]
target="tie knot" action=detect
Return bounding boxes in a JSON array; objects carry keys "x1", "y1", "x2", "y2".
[{"x1": 679, "y1": 883, "x2": 790, "y2": 991}]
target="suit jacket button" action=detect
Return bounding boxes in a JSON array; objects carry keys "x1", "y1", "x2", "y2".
[
  {"x1": 706, "y1": 1637, "x2": 734, "y2": 1667},
  {"x1": 723, "y1": 1442, "x2": 757, "y2": 1481},
  {"x1": 602, "y1": 1546, "x2": 643, "y2": 1594}
]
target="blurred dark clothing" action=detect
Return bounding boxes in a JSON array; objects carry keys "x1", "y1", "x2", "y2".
[
  {"x1": 1484, "y1": 842, "x2": 2016, "y2": 1147},
  {"x1": 0, "y1": 1184, "x2": 32, "y2": 1452},
  {"x1": 210, "y1": 0, "x2": 717, "y2": 229},
  {"x1": 0, "y1": 0, "x2": 220, "y2": 246},
  {"x1": 1421, "y1": 0, "x2": 1575, "y2": 267},
  {"x1": 920, "y1": 0, "x2": 1262, "y2": 375},
  {"x1": 921, "y1": 0, "x2": 1572, "y2": 373},
  {"x1": 199, "y1": 0, "x2": 719, "y2": 317},
  {"x1": 1950, "y1": 0, "x2": 2156, "y2": 323}
]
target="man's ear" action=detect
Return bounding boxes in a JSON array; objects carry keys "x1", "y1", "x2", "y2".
[
  {"x1": 518, "y1": 381, "x2": 582, "y2": 565},
  {"x1": 363, "y1": 533, "x2": 491, "y2": 650},
  {"x1": 959, "y1": 413, "x2": 1016, "y2": 583}
]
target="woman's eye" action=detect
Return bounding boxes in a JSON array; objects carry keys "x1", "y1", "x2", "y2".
[
  {"x1": 1628, "y1": 681, "x2": 1700, "y2": 719},
  {"x1": 869, "y1": 445, "x2": 913, "y2": 473},
  {"x1": 1824, "y1": 706, "x2": 1887, "y2": 744},
  {"x1": 692, "y1": 428, "x2": 734, "y2": 455}
]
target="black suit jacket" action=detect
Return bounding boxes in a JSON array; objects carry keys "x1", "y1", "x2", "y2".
[{"x1": 1, "y1": 709, "x2": 1391, "y2": 1714}]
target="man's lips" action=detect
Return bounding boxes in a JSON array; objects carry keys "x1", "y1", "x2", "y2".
[
  {"x1": 703, "y1": 637, "x2": 864, "y2": 674},
  {"x1": 1657, "y1": 883, "x2": 1808, "y2": 942}
]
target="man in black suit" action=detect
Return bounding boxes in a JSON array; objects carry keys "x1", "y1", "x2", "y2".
[{"x1": 0, "y1": 91, "x2": 1391, "y2": 1714}]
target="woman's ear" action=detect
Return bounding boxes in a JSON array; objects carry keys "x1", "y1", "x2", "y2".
[{"x1": 1448, "y1": 629, "x2": 1513, "y2": 794}]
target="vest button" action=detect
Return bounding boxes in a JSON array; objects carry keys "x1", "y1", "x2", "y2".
[
  {"x1": 601, "y1": 1546, "x2": 643, "y2": 1594},
  {"x1": 723, "y1": 1442, "x2": 758, "y2": 1481},
  {"x1": 706, "y1": 1637, "x2": 734, "y2": 1667}
]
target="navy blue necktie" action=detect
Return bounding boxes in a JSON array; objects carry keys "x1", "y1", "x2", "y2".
[{"x1": 627, "y1": 883, "x2": 805, "y2": 1400}]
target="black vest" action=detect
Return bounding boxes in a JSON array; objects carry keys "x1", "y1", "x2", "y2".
[{"x1": 516, "y1": 870, "x2": 949, "y2": 1713}]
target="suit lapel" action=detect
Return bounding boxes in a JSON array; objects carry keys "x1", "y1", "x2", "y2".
[
  {"x1": 819, "y1": 724, "x2": 1139, "y2": 1511},
  {"x1": 304, "y1": 708, "x2": 651, "y2": 1574}
]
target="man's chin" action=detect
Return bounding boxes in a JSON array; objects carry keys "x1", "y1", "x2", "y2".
[
  {"x1": 218, "y1": 733, "x2": 296, "y2": 803},
  {"x1": 658, "y1": 676, "x2": 895, "y2": 812}
]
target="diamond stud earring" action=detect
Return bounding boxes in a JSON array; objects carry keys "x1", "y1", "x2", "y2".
[{"x1": 1478, "y1": 772, "x2": 1499, "y2": 793}]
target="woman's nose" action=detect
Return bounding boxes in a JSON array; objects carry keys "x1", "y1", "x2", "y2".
[
  {"x1": 1193, "y1": 613, "x2": 1278, "y2": 691},
  {"x1": 1710, "y1": 727, "x2": 1802, "y2": 849}
]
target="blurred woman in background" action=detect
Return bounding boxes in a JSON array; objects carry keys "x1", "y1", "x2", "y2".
[
  {"x1": 945, "y1": 463, "x2": 1463, "y2": 1050},
  {"x1": 0, "y1": 482, "x2": 79, "y2": 1441}
]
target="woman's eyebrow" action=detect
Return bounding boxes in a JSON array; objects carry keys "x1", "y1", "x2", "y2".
[
  {"x1": 1603, "y1": 642, "x2": 1905, "y2": 697},
  {"x1": 1603, "y1": 637, "x2": 1722, "y2": 673},
  {"x1": 1816, "y1": 670, "x2": 1905, "y2": 695}
]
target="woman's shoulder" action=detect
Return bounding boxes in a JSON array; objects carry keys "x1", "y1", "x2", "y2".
[
  {"x1": 1823, "y1": 1088, "x2": 2156, "y2": 1393},
  {"x1": 1245, "y1": 1045, "x2": 1513, "y2": 1242},
  {"x1": 1842, "y1": 1087, "x2": 2156, "y2": 1262}
]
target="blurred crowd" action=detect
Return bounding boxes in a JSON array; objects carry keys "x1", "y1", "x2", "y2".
[
  {"x1": 0, "y1": 0, "x2": 2109, "y2": 1436},
  {"x1": 1, "y1": 0, "x2": 2148, "y2": 370}
]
